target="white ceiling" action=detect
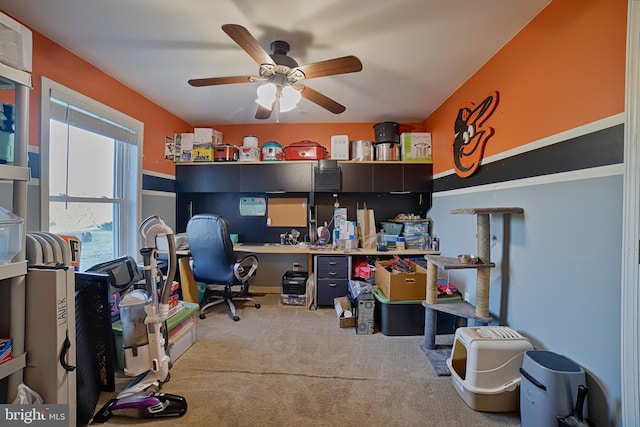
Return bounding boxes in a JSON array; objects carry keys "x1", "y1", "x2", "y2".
[{"x1": 0, "y1": 0, "x2": 550, "y2": 126}]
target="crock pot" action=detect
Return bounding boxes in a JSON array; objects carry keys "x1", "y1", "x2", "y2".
[
  {"x1": 243, "y1": 135, "x2": 259, "y2": 148},
  {"x1": 261, "y1": 141, "x2": 284, "y2": 161},
  {"x1": 238, "y1": 145, "x2": 261, "y2": 162},
  {"x1": 283, "y1": 140, "x2": 326, "y2": 160},
  {"x1": 214, "y1": 144, "x2": 239, "y2": 162}
]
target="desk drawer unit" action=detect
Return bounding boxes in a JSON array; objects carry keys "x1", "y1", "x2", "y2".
[{"x1": 315, "y1": 256, "x2": 351, "y2": 306}]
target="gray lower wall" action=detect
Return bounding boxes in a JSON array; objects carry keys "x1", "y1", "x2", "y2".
[{"x1": 430, "y1": 152, "x2": 623, "y2": 425}]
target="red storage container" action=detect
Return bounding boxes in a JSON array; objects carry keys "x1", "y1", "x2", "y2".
[{"x1": 284, "y1": 140, "x2": 326, "y2": 160}]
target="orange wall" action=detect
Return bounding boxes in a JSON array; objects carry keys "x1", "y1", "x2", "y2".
[
  {"x1": 24, "y1": 29, "x2": 192, "y2": 176},
  {"x1": 424, "y1": 0, "x2": 627, "y2": 175}
]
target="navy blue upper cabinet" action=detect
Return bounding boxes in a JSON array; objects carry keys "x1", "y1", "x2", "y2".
[
  {"x1": 240, "y1": 162, "x2": 313, "y2": 192},
  {"x1": 176, "y1": 164, "x2": 241, "y2": 192},
  {"x1": 176, "y1": 162, "x2": 431, "y2": 193},
  {"x1": 403, "y1": 163, "x2": 433, "y2": 192}
]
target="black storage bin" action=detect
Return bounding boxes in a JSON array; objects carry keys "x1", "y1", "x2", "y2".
[
  {"x1": 373, "y1": 286, "x2": 458, "y2": 336},
  {"x1": 282, "y1": 271, "x2": 308, "y2": 295}
]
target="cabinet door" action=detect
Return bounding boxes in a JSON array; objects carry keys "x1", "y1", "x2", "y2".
[
  {"x1": 277, "y1": 163, "x2": 312, "y2": 191},
  {"x1": 340, "y1": 163, "x2": 373, "y2": 192},
  {"x1": 176, "y1": 164, "x2": 240, "y2": 192},
  {"x1": 240, "y1": 163, "x2": 312, "y2": 192},
  {"x1": 316, "y1": 279, "x2": 350, "y2": 306},
  {"x1": 402, "y1": 163, "x2": 433, "y2": 192},
  {"x1": 373, "y1": 164, "x2": 404, "y2": 192}
]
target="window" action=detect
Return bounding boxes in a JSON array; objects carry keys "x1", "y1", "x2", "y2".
[{"x1": 40, "y1": 78, "x2": 143, "y2": 270}]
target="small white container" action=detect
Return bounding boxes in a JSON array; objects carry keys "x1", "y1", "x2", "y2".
[
  {"x1": 238, "y1": 145, "x2": 260, "y2": 161},
  {"x1": 0, "y1": 207, "x2": 23, "y2": 264},
  {"x1": 330, "y1": 135, "x2": 349, "y2": 160}
]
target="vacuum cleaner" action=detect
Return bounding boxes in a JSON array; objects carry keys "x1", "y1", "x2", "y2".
[{"x1": 93, "y1": 216, "x2": 188, "y2": 423}]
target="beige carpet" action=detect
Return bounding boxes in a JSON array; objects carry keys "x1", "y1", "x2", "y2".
[{"x1": 92, "y1": 294, "x2": 521, "y2": 426}]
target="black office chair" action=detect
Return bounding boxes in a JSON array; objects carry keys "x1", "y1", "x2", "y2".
[{"x1": 186, "y1": 213, "x2": 260, "y2": 321}]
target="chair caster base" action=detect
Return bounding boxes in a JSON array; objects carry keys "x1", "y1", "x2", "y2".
[
  {"x1": 233, "y1": 315, "x2": 240, "y2": 321},
  {"x1": 199, "y1": 313, "x2": 206, "y2": 319},
  {"x1": 255, "y1": 303, "x2": 261, "y2": 309}
]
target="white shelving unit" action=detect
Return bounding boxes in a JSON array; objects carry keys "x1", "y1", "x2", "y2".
[{"x1": 0, "y1": 60, "x2": 32, "y2": 402}]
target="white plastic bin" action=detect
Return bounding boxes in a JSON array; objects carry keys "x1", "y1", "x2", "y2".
[
  {"x1": 447, "y1": 326, "x2": 533, "y2": 412},
  {"x1": 0, "y1": 206, "x2": 23, "y2": 264}
]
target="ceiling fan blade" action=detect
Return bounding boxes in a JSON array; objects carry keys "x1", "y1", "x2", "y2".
[
  {"x1": 300, "y1": 85, "x2": 346, "y2": 114},
  {"x1": 295, "y1": 56, "x2": 363, "y2": 80},
  {"x1": 188, "y1": 75, "x2": 253, "y2": 87},
  {"x1": 222, "y1": 24, "x2": 274, "y2": 65},
  {"x1": 255, "y1": 104, "x2": 273, "y2": 120}
]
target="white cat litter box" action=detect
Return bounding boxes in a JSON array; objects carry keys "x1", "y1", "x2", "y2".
[{"x1": 446, "y1": 326, "x2": 533, "y2": 412}]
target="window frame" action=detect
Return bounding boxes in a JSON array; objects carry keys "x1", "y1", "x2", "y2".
[{"x1": 39, "y1": 77, "x2": 143, "y2": 263}]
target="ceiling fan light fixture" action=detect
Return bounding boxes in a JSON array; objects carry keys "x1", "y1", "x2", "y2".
[
  {"x1": 256, "y1": 83, "x2": 277, "y2": 110},
  {"x1": 280, "y1": 85, "x2": 302, "y2": 112}
]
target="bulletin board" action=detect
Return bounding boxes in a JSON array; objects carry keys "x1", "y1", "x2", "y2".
[{"x1": 267, "y1": 197, "x2": 307, "y2": 227}]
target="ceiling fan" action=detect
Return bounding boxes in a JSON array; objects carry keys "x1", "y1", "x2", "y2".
[{"x1": 188, "y1": 24, "x2": 363, "y2": 120}]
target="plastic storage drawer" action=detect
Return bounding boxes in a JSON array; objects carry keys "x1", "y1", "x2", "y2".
[{"x1": 315, "y1": 256, "x2": 350, "y2": 306}]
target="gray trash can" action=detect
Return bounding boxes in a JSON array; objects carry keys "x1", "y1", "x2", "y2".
[{"x1": 520, "y1": 350, "x2": 587, "y2": 427}]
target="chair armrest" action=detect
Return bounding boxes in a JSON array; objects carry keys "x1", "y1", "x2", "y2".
[{"x1": 234, "y1": 254, "x2": 258, "y2": 283}]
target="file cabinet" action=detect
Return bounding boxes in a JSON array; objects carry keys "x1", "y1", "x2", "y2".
[{"x1": 314, "y1": 255, "x2": 351, "y2": 306}]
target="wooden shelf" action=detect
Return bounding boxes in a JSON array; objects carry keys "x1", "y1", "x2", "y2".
[
  {"x1": 450, "y1": 207, "x2": 524, "y2": 215},
  {"x1": 425, "y1": 255, "x2": 495, "y2": 270},
  {"x1": 0, "y1": 261, "x2": 27, "y2": 281},
  {"x1": 0, "y1": 352, "x2": 26, "y2": 382},
  {"x1": 423, "y1": 300, "x2": 494, "y2": 324},
  {"x1": 176, "y1": 159, "x2": 433, "y2": 165}
]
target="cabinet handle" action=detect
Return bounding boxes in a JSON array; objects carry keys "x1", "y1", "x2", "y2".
[
  {"x1": 328, "y1": 283, "x2": 337, "y2": 287},
  {"x1": 59, "y1": 331, "x2": 76, "y2": 372},
  {"x1": 329, "y1": 272, "x2": 337, "y2": 276},
  {"x1": 329, "y1": 262, "x2": 337, "y2": 266}
]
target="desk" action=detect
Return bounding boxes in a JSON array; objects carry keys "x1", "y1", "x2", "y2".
[{"x1": 233, "y1": 243, "x2": 439, "y2": 295}]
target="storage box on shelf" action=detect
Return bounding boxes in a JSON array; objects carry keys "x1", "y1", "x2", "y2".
[
  {"x1": 374, "y1": 260, "x2": 427, "y2": 301},
  {"x1": 0, "y1": 207, "x2": 23, "y2": 264}
]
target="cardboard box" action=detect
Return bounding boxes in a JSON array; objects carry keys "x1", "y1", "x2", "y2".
[
  {"x1": 192, "y1": 141, "x2": 214, "y2": 162},
  {"x1": 374, "y1": 260, "x2": 427, "y2": 301},
  {"x1": 194, "y1": 127, "x2": 223, "y2": 144},
  {"x1": 174, "y1": 132, "x2": 195, "y2": 162},
  {"x1": 334, "y1": 296, "x2": 355, "y2": 328},
  {"x1": 330, "y1": 135, "x2": 349, "y2": 160},
  {"x1": 400, "y1": 132, "x2": 432, "y2": 161},
  {"x1": 0, "y1": 11, "x2": 32, "y2": 72},
  {"x1": 164, "y1": 135, "x2": 175, "y2": 161}
]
